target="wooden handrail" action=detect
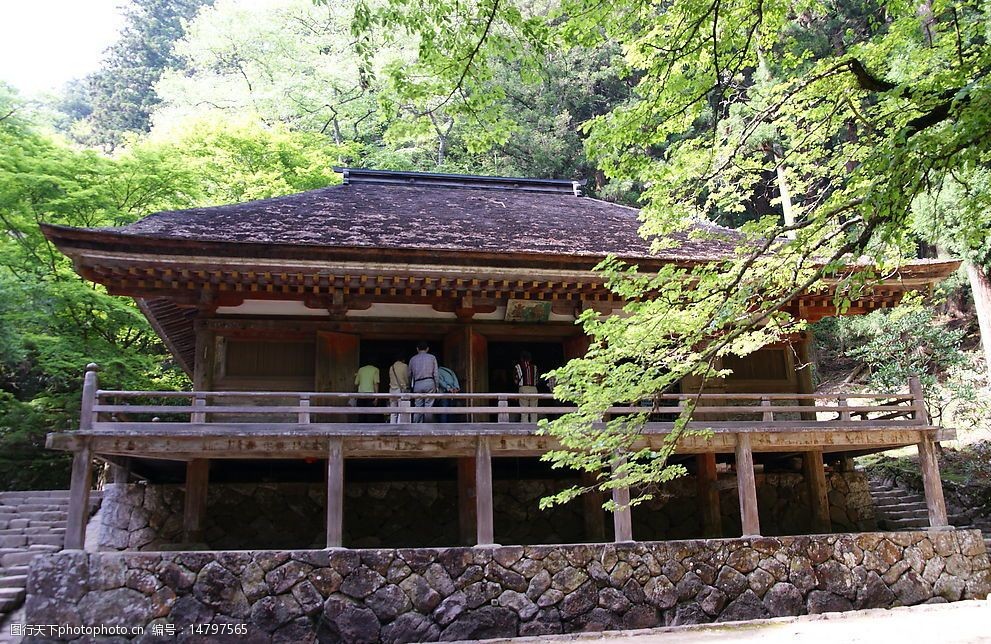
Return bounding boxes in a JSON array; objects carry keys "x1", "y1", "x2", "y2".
[
  {"x1": 88, "y1": 402, "x2": 918, "y2": 416},
  {"x1": 92, "y1": 389, "x2": 916, "y2": 401},
  {"x1": 76, "y1": 365, "x2": 931, "y2": 432}
]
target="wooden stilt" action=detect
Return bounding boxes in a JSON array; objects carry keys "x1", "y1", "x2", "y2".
[
  {"x1": 326, "y1": 437, "x2": 345, "y2": 547},
  {"x1": 475, "y1": 439, "x2": 494, "y2": 545},
  {"x1": 111, "y1": 457, "x2": 131, "y2": 484},
  {"x1": 918, "y1": 433, "x2": 949, "y2": 528},
  {"x1": 612, "y1": 458, "x2": 633, "y2": 542},
  {"x1": 183, "y1": 459, "x2": 210, "y2": 542},
  {"x1": 735, "y1": 434, "x2": 761, "y2": 536},
  {"x1": 910, "y1": 376, "x2": 949, "y2": 528},
  {"x1": 65, "y1": 445, "x2": 93, "y2": 550},
  {"x1": 696, "y1": 453, "x2": 722, "y2": 537},
  {"x1": 803, "y1": 450, "x2": 831, "y2": 533},
  {"x1": 457, "y1": 457, "x2": 477, "y2": 545},
  {"x1": 581, "y1": 471, "x2": 606, "y2": 542}
]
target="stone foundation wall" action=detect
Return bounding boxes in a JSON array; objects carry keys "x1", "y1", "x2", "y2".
[
  {"x1": 97, "y1": 471, "x2": 875, "y2": 551},
  {"x1": 27, "y1": 531, "x2": 990, "y2": 643}
]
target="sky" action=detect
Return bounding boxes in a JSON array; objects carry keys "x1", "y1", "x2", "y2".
[{"x1": 0, "y1": 0, "x2": 125, "y2": 95}]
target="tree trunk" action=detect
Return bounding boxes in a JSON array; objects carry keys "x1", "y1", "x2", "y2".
[{"x1": 967, "y1": 263, "x2": 991, "y2": 385}]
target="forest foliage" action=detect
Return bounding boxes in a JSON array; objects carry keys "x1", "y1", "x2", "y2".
[{"x1": 0, "y1": 0, "x2": 989, "y2": 491}]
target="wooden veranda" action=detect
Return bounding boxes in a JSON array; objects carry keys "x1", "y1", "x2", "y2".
[{"x1": 52, "y1": 365, "x2": 954, "y2": 551}]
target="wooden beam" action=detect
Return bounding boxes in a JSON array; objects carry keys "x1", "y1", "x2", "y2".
[
  {"x1": 457, "y1": 457, "x2": 477, "y2": 545},
  {"x1": 803, "y1": 449, "x2": 830, "y2": 533},
  {"x1": 182, "y1": 459, "x2": 210, "y2": 542},
  {"x1": 735, "y1": 434, "x2": 761, "y2": 536},
  {"x1": 612, "y1": 458, "x2": 633, "y2": 542},
  {"x1": 581, "y1": 471, "x2": 606, "y2": 543},
  {"x1": 64, "y1": 446, "x2": 93, "y2": 550},
  {"x1": 475, "y1": 438, "x2": 494, "y2": 545},
  {"x1": 695, "y1": 453, "x2": 721, "y2": 537},
  {"x1": 917, "y1": 432, "x2": 949, "y2": 528},
  {"x1": 48, "y1": 424, "x2": 955, "y2": 461},
  {"x1": 326, "y1": 437, "x2": 345, "y2": 547}
]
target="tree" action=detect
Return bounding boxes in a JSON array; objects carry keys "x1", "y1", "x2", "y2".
[
  {"x1": 355, "y1": 0, "x2": 991, "y2": 503},
  {"x1": 73, "y1": 0, "x2": 214, "y2": 149},
  {"x1": 155, "y1": 0, "x2": 377, "y2": 146},
  {"x1": 0, "y1": 91, "x2": 351, "y2": 489}
]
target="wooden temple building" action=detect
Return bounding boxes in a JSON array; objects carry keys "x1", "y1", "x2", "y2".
[{"x1": 40, "y1": 168, "x2": 960, "y2": 552}]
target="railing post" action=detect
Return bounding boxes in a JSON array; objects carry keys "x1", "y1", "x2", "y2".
[
  {"x1": 190, "y1": 395, "x2": 207, "y2": 424},
  {"x1": 760, "y1": 396, "x2": 772, "y2": 423},
  {"x1": 497, "y1": 396, "x2": 509, "y2": 423},
  {"x1": 298, "y1": 395, "x2": 311, "y2": 424},
  {"x1": 837, "y1": 396, "x2": 851, "y2": 422},
  {"x1": 909, "y1": 376, "x2": 930, "y2": 425},
  {"x1": 398, "y1": 397, "x2": 411, "y2": 424},
  {"x1": 80, "y1": 363, "x2": 100, "y2": 430}
]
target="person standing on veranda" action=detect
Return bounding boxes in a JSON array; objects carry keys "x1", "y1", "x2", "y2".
[
  {"x1": 387, "y1": 353, "x2": 410, "y2": 423},
  {"x1": 408, "y1": 341, "x2": 438, "y2": 422},
  {"x1": 436, "y1": 365, "x2": 461, "y2": 423},
  {"x1": 354, "y1": 363, "x2": 380, "y2": 422},
  {"x1": 514, "y1": 351, "x2": 540, "y2": 423}
]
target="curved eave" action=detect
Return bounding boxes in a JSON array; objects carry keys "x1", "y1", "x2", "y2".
[
  {"x1": 42, "y1": 222, "x2": 962, "y2": 289},
  {"x1": 39, "y1": 223, "x2": 689, "y2": 273}
]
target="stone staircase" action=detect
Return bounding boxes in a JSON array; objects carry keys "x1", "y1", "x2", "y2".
[
  {"x1": 868, "y1": 478, "x2": 991, "y2": 552},
  {"x1": 0, "y1": 491, "x2": 73, "y2": 623}
]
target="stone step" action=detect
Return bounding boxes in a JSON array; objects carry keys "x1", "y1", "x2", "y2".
[
  {"x1": 871, "y1": 490, "x2": 925, "y2": 502},
  {"x1": 1, "y1": 505, "x2": 69, "y2": 513},
  {"x1": 0, "y1": 526, "x2": 66, "y2": 536},
  {"x1": 0, "y1": 498, "x2": 69, "y2": 508},
  {"x1": 1, "y1": 551, "x2": 41, "y2": 567},
  {"x1": 26, "y1": 544, "x2": 60, "y2": 553},
  {"x1": 0, "y1": 575, "x2": 26, "y2": 588},
  {"x1": 875, "y1": 500, "x2": 929, "y2": 510},
  {"x1": 24, "y1": 534, "x2": 64, "y2": 547},
  {"x1": 0, "y1": 587, "x2": 25, "y2": 613},
  {"x1": 0, "y1": 536, "x2": 26, "y2": 549},
  {"x1": 883, "y1": 517, "x2": 931, "y2": 529},
  {"x1": 0, "y1": 490, "x2": 71, "y2": 499},
  {"x1": 872, "y1": 493, "x2": 926, "y2": 504},
  {"x1": 26, "y1": 520, "x2": 67, "y2": 529},
  {"x1": 878, "y1": 508, "x2": 930, "y2": 520},
  {"x1": 1, "y1": 565, "x2": 29, "y2": 578}
]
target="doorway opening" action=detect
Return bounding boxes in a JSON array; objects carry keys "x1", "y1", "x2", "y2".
[
  {"x1": 487, "y1": 341, "x2": 566, "y2": 394},
  {"x1": 358, "y1": 339, "x2": 446, "y2": 392}
]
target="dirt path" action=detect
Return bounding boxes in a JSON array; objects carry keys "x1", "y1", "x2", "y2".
[{"x1": 479, "y1": 600, "x2": 991, "y2": 644}]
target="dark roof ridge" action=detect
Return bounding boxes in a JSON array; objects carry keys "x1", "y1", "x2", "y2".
[{"x1": 334, "y1": 167, "x2": 586, "y2": 195}]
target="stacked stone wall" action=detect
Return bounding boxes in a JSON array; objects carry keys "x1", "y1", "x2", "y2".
[
  {"x1": 26, "y1": 531, "x2": 990, "y2": 643},
  {"x1": 97, "y1": 471, "x2": 875, "y2": 551}
]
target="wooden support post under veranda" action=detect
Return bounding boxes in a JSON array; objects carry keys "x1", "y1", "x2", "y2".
[
  {"x1": 803, "y1": 449, "x2": 831, "y2": 533},
  {"x1": 475, "y1": 438, "x2": 495, "y2": 545},
  {"x1": 183, "y1": 459, "x2": 210, "y2": 543},
  {"x1": 64, "y1": 445, "x2": 93, "y2": 550},
  {"x1": 696, "y1": 453, "x2": 722, "y2": 538},
  {"x1": 736, "y1": 434, "x2": 761, "y2": 537},
  {"x1": 612, "y1": 457, "x2": 633, "y2": 542},
  {"x1": 910, "y1": 376, "x2": 949, "y2": 528},
  {"x1": 326, "y1": 437, "x2": 345, "y2": 547}
]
